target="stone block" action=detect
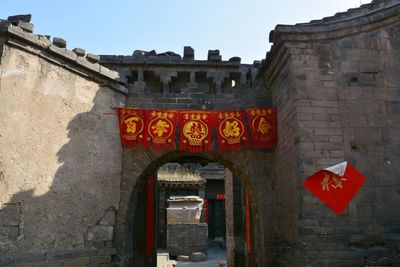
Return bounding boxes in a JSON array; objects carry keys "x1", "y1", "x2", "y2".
[
  {"x1": 176, "y1": 255, "x2": 189, "y2": 261},
  {"x1": 229, "y1": 57, "x2": 241, "y2": 62},
  {"x1": 46, "y1": 250, "x2": 97, "y2": 260},
  {"x1": 189, "y1": 252, "x2": 207, "y2": 262},
  {"x1": 96, "y1": 248, "x2": 117, "y2": 256},
  {"x1": 167, "y1": 223, "x2": 207, "y2": 256},
  {"x1": 89, "y1": 255, "x2": 111, "y2": 264},
  {"x1": 48, "y1": 45, "x2": 77, "y2": 62},
  {"x1": 208, "y1": 50, "x2": 221, "y2": 61},
  {"x1": 183, "y1": 46, "x2": 194, "y2": 60},
  {"x1": 73, "y1": 48, "x2": 86, "y2": 57},
  {"x1": 32, "y1": 261, "x2": 61, "y2": 267},
  {"x1": 37, "y1": 36, "x2": 52, "y2": 48},
  {"x1": 76, "y1": 57, "x2": 100, "y2": 73},
  {"x1": 52, "y1": 37, "x2": 66, "y2": 48},
  {"x1": 86, "y1": 53, "x2": 100, "y2": 64},
  {"x1": 16, "y1": 21, "x2": 33, "y2": 33},
  {"x1": 0, "y1": 20, "x2": 11, "y2": 30},
  {"x1": 7, "y1": 14, "x2": 32, "y2": 23},
  {"x1": 62, "y1": 257, "x2": 90, "y2": 267},
  {"x1": 8, "y1": 252, "x2": 45, "y2": 264},
  {"x1": 99, "y1": 66, "x2": 119, "y2": 80},
  {"x1": 87, "y1": 225, "x2": 113, "y2": 241}
]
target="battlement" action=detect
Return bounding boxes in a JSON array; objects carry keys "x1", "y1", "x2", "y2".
[
  {"x1": 100, "y1": 47, "x2": 243, "y2": 66},
  {"x1": 100, "y1": 48, "x2": 261, "y2": 96}
]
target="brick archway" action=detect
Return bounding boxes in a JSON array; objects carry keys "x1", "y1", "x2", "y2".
[{"x1": 113, "y1": 146, "x2": 277, "y2": 266}]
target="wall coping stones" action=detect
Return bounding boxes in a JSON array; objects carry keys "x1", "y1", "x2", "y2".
[
  {"x1": 7, "y1": 14, "x2": 31, "y2": 24},
  {"x1": 0, "y1": 16, "x2": 128, "y2": 95},
  {"x1": 269, "y1": 0, "x2": 400, "y2": 43},
  {"x1": 263, "y1": 0, "x2": 400, "y2": 79},
  {"x1": 73, "y1": 47, "x2": 86, "y2": 57},
  {"x1": 100, "y1": 54, "x2": 254, "y2": 70},
  {"x1": 86, "y1": 53, "x2": 100, "y2": 63},
  {"x1": 100, "y1": 48, "x2": 256, "y2": 69},
  {"x1": 52, "y1": 37, "x2": 66, "y2": 48}
]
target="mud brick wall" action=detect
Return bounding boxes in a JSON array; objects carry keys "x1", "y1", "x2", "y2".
[{"x1": 0, "y1": 19, "x2": 126, "y2": 266}]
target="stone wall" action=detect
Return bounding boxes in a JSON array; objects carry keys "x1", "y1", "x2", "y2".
[
  {"x1": 167, "y1": 223, "x2": 208, "y2": 257},
  {"x1": 263, "y1": 0, "x2": 400, "y2": 265},
  {"x1": 0, "y1": 21, "x2": 126, "y2": 266}
]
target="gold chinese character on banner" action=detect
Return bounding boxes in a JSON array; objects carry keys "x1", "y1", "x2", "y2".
[
  {"x1": 258, "y1": 117, "x2": 271, "y2": 134},
  {"x1": 152, "y1": 119, "x2": 170, "y2": 137},
  {"x1": 223, "y1": 121, "x2": 240, "y2": 138},
  {"x1": 124, "y1": 116, "x2": 140, "y2": 134}
]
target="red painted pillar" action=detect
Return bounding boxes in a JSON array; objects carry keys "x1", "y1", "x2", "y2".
[
  {"x1": 204, "y1": 199, "x2": 209, "y2": 224},
  {"x1": 145, "y1": 176, "x2": 155, "y2": 256},
  {"x1": 245, "y1": 192, "x2": 251, "y2": 256}
]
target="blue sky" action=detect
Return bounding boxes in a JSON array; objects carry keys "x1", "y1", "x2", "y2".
[{"x1": 1, "y1": 0, "x2": 365, "y2": 63}]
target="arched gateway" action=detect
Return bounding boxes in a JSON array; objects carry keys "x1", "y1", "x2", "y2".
[
  {"x1": 1, "y1": 1, "x2": 400, "y2": 266},
  {"x1": 100, "y1": 51, "x2": 277, "y2": 266},
  {"x1": 116, "y1": 148, "x2": 275, "y2": 266}
]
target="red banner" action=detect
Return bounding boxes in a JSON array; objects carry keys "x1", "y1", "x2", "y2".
[
  {"x1": 116, "y1": 108, "x2": 147, "y2": 148},
  {"x1": 215, "y1": 111, "x2": 249, "y2": 151},
  {"x1": 179, "y1": 111, "x2": 212, "y2": 152},
  {"x1": 303, "y1": 162, "x2": 366, "y2": 215},
  {"x1": 115, "y1": 108, "x2": 278, "y2": 151},
  {"x1": 246, "y1": 108, "x2": 277, "y2": 148},
  {"x1": 146, "y1": 110, "x2": 178, "y2": 150}
]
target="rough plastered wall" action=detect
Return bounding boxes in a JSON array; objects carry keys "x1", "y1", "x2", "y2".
[
  {"x1": 0, "y1": 45, "x2": 125, "y2": 265},
  {"x1": 265, "y1": 2, "x2": 400, "y2": 266}
]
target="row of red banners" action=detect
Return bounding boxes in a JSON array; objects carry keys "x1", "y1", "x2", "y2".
[{"x1": 116, "y1": 108, "x2": 277, "y2": 152}]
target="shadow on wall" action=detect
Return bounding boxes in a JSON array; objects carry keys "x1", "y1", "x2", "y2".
[{"x1": 0, "y1": 87, "x2": 124, "y2": 265}]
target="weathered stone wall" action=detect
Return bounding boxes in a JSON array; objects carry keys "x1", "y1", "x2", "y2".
[
  {"x1": 0, "y1": 40, "x2": 126, "y2": 266},
  {"x1": 264, "y1": 1, "x2": 400, "y2": 265}
]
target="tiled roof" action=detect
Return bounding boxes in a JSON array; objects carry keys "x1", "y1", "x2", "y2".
[{"x1": 157, "y1": 163, "x2": 204, "y2": 184}]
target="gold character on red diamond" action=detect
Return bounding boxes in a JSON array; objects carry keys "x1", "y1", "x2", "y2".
[{"x1": 321, "y1": 173, "x2": 347, "y2": 191}]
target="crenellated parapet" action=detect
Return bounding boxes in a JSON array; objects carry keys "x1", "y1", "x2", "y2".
[{"x1": 100, "y1": 48, "x2": 260, "y2": 96}]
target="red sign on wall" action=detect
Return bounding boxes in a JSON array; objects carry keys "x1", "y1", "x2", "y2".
[
  {"x1": 303, "y1": 162, "x2": 366, "y2": 215},
  {"x1": 179, "y1": 111, "x2": 212, "y2": 152},
  {"x1": 115, "y1": 108, "x2": 278, "y2": 151},
  {"x1": 215, "y1": 111, "x2": 249, "y2": 151},
  {"x1": 146, "y1": 110, "x2": 178, "y2": 151},
  {"x1": 116, "y1": 108, "x2": 147, "y2": 148},
  {"x1": 246, "y1": 108, "x2": 277, "y2": 148},
  {"x1": 216, "y1": 194, "x2": 225, "y2": 200}
]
